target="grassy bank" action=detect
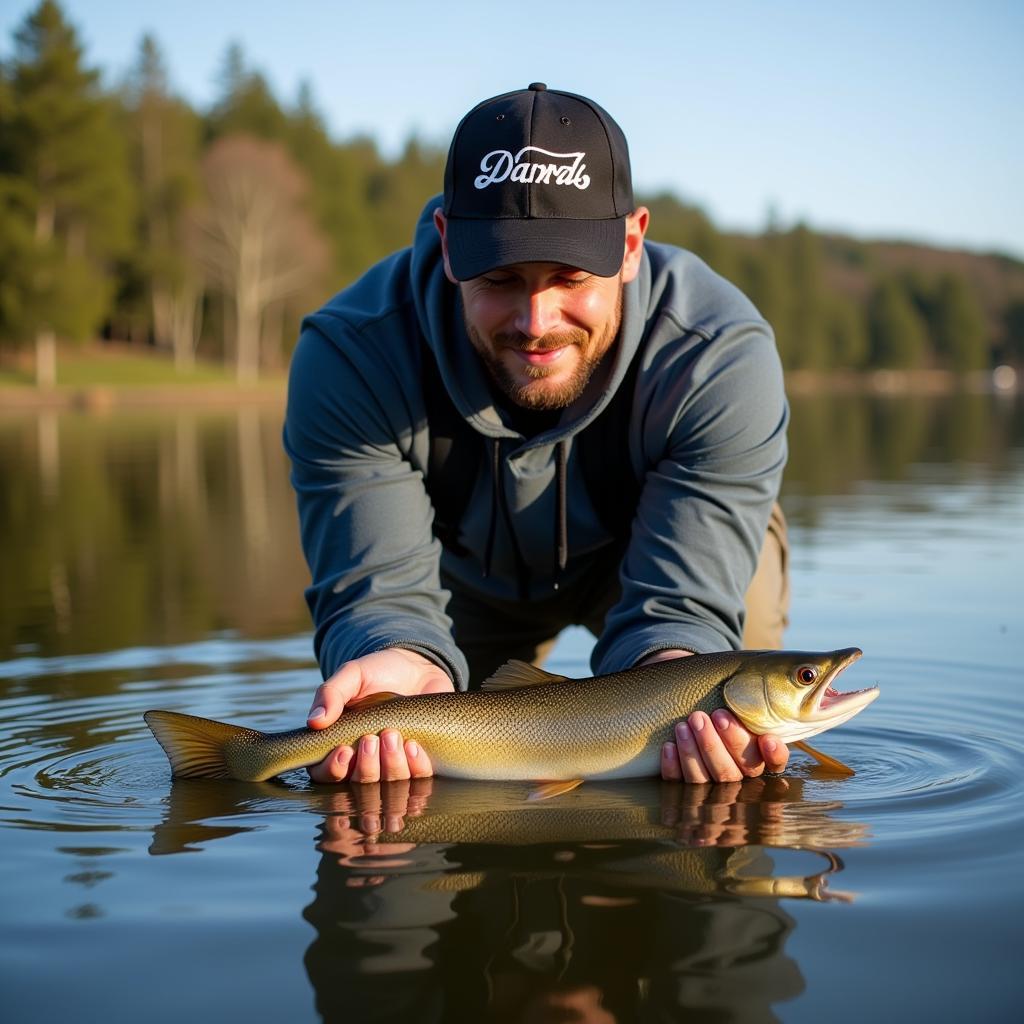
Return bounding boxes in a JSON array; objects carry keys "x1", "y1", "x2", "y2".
[{"x1": 0, "y1": 345, "x2": 286, "y2": 408}]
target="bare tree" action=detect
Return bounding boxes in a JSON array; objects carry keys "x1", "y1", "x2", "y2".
[{"x1": 197, "y1": 135, "x2": 328, "y2": 382}]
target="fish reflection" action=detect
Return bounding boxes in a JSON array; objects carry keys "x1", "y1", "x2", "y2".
[
  {"x1": 150, "y1": 776, "x2": 869, "y2": 1020},
  {"x1": 150, "y1": 774, "x2": 868, "y2": 870},
  {"x1": 311, "y1": 777, "x2": 864, "y2": 900},
  {"x1": 303, "y1": 779, "x2": 862, "y2": 1023}
]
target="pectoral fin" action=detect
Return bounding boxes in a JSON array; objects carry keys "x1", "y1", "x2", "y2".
[
  {"x1": 527, "y1": 779, "x2": 585, "y2": 802},
  {"x1": 794, "y1": 740, "x2": 856, "y2": 777}
]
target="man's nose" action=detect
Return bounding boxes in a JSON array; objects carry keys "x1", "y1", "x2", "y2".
[{"x1": 513, "y1": 288, "x2": 560, "y2": 338}]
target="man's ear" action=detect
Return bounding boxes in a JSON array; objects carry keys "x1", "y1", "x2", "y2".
[
  {"x1": 433, "y1": 209, "x2": 459, "y2": 284},
  {"x1": 620, "y1": 207, "x2": 649, "y2": 285}
]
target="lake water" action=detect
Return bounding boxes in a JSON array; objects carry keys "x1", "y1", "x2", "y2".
[{"x1": 1, "y1": 392, "x2": 1022, "y2": 1023}]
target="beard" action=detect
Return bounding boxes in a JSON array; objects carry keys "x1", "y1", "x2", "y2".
[{"x1": 463, "y1": 288, "x2": 623, "y2": 411}]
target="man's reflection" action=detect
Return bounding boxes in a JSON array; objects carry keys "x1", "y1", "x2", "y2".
[{"x1": 300, "y1": 778, "x2": 853, "y2": 1022}]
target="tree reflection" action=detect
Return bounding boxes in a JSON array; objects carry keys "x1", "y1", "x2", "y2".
[
  {"x1": 0, "y1": 407, "x2": 309, "y2": 669},
  {"x1": 1, "y1": 393, "x2": 1021, "y2": 680}
]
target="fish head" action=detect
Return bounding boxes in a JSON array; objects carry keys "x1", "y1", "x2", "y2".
[{"x1": 722, "y1": 648, "x2": 878, "y2": 742}]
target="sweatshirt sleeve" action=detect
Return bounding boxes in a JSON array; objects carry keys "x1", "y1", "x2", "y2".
[
  {"x1": 283, "y1": 322, "x2": 470, "y2": 689},
  {"x1": 591, "y1": 319, "x2": 788, "y2": 673}
]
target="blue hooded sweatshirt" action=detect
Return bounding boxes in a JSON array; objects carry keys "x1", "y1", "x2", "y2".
[{"x1": 284, "y1": 197, "x2": 788, "y2": 689}]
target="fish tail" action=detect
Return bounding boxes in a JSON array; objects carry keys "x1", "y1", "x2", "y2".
[{"x1": 145, "y1": 710, "x2": 258, "y2": 780}]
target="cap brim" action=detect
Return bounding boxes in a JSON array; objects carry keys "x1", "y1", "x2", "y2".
[{"x1": 445, "y1": 216, "x2": 627, "y2": 281}]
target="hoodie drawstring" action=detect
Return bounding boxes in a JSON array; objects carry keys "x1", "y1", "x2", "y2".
[
  {"x1": 553, "y1": 440, "x2": 568, "y2": 590},
  {"x1": 482, "y1": 439, "x2": 500, "y2": 579},
  {"x1": 484, "y1": 437, "x2": 569, "y2": 596}
]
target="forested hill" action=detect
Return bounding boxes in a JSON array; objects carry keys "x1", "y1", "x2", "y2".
[
  {"x1": 642, "y1": 194, "x2": 1024, "y2": 374},
  {"x1": 2, "y1": 1, "x2": 1022, "y2": 385}
]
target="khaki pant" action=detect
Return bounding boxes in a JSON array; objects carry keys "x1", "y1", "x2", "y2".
[{"x1": 447, "y1": 503, "x2": 791, "y2": 687}]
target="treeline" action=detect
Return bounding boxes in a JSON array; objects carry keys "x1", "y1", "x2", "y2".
[{"x1": 1, "y1": 1, "x2": 1023, "y2": 385}]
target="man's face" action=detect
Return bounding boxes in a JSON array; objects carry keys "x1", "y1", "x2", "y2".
[
  {"x1": 459, "y1": 264, "x2": 624, "y2": 410},
  {"x1": 434, "y1": 208, "x2": 649, "y2": 411}
]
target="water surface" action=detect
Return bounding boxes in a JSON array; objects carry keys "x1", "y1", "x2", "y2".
[{"x1": 1, "y1": 393, "x2": 1022, "y2": 1022}]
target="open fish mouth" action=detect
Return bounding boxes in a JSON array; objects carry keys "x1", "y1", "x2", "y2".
[{"x1": 809, "y1": 648, "x2": 879, "y2": 726}]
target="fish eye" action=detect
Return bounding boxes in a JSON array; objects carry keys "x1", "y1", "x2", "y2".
[{"x1": 795, "y1": 666, "x2": 818, "y2": 685}]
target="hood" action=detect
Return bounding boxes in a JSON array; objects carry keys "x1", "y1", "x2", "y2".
[{"x1": 410, "y1": 195, "x2": 653, "y2": 447}]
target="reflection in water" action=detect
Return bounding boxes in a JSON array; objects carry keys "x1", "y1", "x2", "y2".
[
  {"x1": 0, "y1": 393, "x2": 1021, "y2": 665},
  {"x1": 237, "y1": 406, "x2": 273, "y2": 586},
  {"x1": 1, "y1": 393, "x2": 1022, "y2": 663},
  {"x1": 149, "y1": 776, "x2": 866, "y2": 875},
  {"x1": 781, "y1": 391, "x2": 1024, "y2": 526},
  {"x1": 299, "y1": 780, "x2": 835, "y2": 1022},
  {"x1": 0, "y1": 407, "x2": 310, "y2": 662},
  {"x1": 147, "y1": 777, "x2": 867, "y2": 1021},
  {"x1": 37, "y1": 410, "x2": 60, "y2": 503},
  {"x1": 0, "y1": 394, "x2": 1023, "y2": 1021}
]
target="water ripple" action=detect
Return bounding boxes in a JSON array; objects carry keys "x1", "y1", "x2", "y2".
[{"x1": 0, "y1": 646, "x2": 1021, "y2": 867}]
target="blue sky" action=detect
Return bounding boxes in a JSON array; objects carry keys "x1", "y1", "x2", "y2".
[{"x1": 3, "y1": 0, "x2": 1022, "y2": 258}]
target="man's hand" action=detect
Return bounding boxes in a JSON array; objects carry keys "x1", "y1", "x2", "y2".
[
  {"x1": 639, "y1": 649, "x2": 790, "y2": 782},
  {"x1": 306, "y1": 648, "x2": 454, "y2": 784}
]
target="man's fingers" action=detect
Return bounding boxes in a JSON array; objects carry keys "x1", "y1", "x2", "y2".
[
  {"x1": 379, "y1": 729, "x2": 411, "y2": 782},
  {"x1": 404, "y1": 738, "x2": 434, "y2": 779},
  {"x1": 686, "y1": 712, "x2": 744, "y2": 783},
  {"x1": 307, "y1": 662, "x2": 364, "y2": 729},
  {"x1": 710, "y1": 710, "x2": 763, "y2": 777},
  {"x1": 307, "y1": 745, "x2": 355, "y2": 784},
  {"x1": 349, "y1": 734, "x2": 381, "y2": 784},
  {"x1": 759, "y1": 735, "x2": 789, "y2": 774},
  {"x1": 672, "y1": 721, "x2": 711, "y2": 783},
  {"x1": 660, "y1": 742, "x2": 683, "y2": 781}
]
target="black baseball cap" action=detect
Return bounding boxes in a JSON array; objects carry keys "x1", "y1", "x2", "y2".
[{"x1": 442, "y1": 83, "x2": 634, "y2": 281}]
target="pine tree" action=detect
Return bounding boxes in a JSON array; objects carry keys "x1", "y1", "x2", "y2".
[
  {"x1": 825, "y1": 294, "x2": 869, "y2": 370},
  {"x1": 932, "y1": 272, "x2": 988, "y2": 373},
  {"x1": 285, "y1": 81, "x2": 378, "y2": 288},
  {"x1": 868, "y1": 278, "x2": 929, "y2": 369},
  {"x1": 1, "y1": 0, "x2": 134, "y2": 384},
  {"x1": 785, "y1": 224, "x2": 828, "y2": 370},
  {"x1": 122, "y1": 34, "x2": 203, "y2": 369},
  {"x1": 1002, "y1": 300, "x2": 1024, "y2": 366},
  {"x1": 206, "y1": 43, "x2": 288, "y2": 143}
]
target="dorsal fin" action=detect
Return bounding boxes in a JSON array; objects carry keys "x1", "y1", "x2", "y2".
[
  {"x1": 479, "y1": 660, "x2": 569, "y2": 692},
  {"x1": 346, "y1": 691, "x2": 403, "y2": 710}
]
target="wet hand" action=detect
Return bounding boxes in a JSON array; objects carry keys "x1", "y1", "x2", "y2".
[
  {"x1": 660, "y1": 709, "x2": 789, "y2": 783},
  {"x1": 637, "y1": 649, "x2": 789, "y2": 783},
  {"x1": 305, "y1": 649, "x2": 453, "y2": 784}
]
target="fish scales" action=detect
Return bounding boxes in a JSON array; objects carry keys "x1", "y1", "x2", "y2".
[{"x1": 145, "y1": 648, "x2": 877, "y2": 783}]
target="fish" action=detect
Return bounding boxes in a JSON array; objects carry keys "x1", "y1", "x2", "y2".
[{"x1": 145, "y1": 647, "x2": 878, "y2": 784}]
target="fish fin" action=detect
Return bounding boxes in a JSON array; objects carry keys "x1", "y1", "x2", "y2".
[
  {"x1": 145, "y1": 710, "x2": 253, "y2": 780},
  {"x1": 527, "y1": 779, "x2": 585, "y2": 802},
  {"x1": 345, "y1": 691, "x2": 403, "y2": 709},
  {"x1": 480, "y1": 660, "x2": 569, "y2": 692},
  {"x1": 794, "y1": 739, "x2": 856, "y2": 777},
  {"x1": 424, "y1": 871, "x2": 487, "y2": 893}
]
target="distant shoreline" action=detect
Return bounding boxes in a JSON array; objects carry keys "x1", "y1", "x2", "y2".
[
  {"x1": 0, "y1": 358, "x2": 1017, "y2": 414},
  {"x1": 784, "y1": 367, "x2": 1017, "y2": 396},
  {"x1": 0, "y1": 382, "x2": 287, "y2": 412}
]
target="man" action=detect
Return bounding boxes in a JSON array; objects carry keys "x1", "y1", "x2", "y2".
[{"x1": 284, "y1": 84, "x2": 790, "y2": 786}]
